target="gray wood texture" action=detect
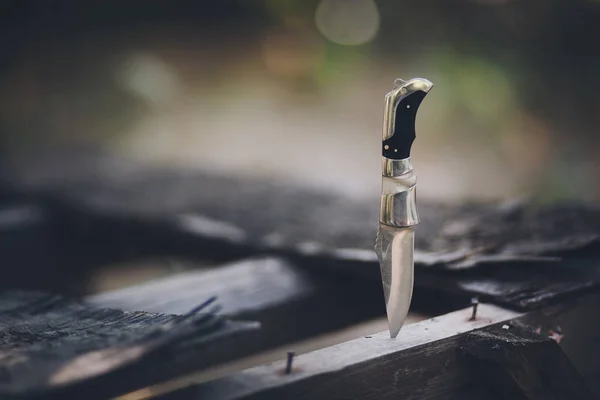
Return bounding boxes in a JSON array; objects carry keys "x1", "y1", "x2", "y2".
[
  {"x1": 3, "y1": 150, "x2": 600, "y2": 308},
  {"x1": 155, "y1": 303, "x2": 521, "y2": 399},
  {"x1": 2, "y1": 150, "x2": 600, "y2": 398},
  {"x1": 0, "y1": 290, "x2": 257, "y2": 399},
  {"x1": 5, "y1": 151, "x2": 599, "y2": 268},
  {"x1": 89, "y1": 257, "x2": 389, "y2": 358},
  {"x1": 156, "y1": 292, "x2": 600, "y2": 400},
  {"x1": 461, "y1": 326, "x2": 595, "y2": 399}
]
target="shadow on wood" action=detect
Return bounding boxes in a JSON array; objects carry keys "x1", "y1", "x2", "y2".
[{"x1": 460, "y1": 326, "x2": 595, "y2": 400}]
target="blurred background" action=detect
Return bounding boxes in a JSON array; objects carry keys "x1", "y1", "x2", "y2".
[
  {"x1": 1, "y1": 0, "x2": 600, "y2": 295},
  {"x1": 1, "y1": 0, "x2": 599, "y2": 204}
]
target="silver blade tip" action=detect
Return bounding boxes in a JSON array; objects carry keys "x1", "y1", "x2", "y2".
[{"x1": 388, "y1": 317, "x2": 402, "y2": 339}]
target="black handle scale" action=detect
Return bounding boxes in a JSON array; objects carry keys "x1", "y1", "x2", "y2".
[{"x1": 382, "y1": 90, "x2": 428, "y2": 159}]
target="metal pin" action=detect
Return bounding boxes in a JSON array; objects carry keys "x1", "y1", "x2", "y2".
[
  {"x1": 285, "y1": 351, "x2": 295, "y2": 374},
  {"x1": 469, "y1": 297, "x2": 479, "y2": 321}
]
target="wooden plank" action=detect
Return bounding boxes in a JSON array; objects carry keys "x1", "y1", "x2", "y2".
[
  {"x1": 460, "y1": 326, "x2": 595, "y2": 399},
  {"x1": 517, "y1": 290, "x2": 600, "y2": 396},
  {"x1": 145, "y1": 291, "x2": 600, "y2": 400},
  {"x1": 5, "y1": 151, "x2": 600, "y2": 269},
  {"x1": 4, "y1": 151, "x2": 600, "y2": 309},
  {"x1": 121, "y1": 303, "x2": 521, "y2": 399},
  {"x1": 88, "y1": 257, "x2": 395, "y2": 359},
  {"x1": 0, "y1": 290, "x2": 258, "y2": 400}
]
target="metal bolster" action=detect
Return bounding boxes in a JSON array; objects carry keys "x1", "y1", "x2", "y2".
[
  {"x1": 379, "y1": 157, "x2": 419, "y2": 227},
  {"x1": 379, "y1": 185, "x2": 419, "y2": 227},
  {"x1": 382, "y1": 157, "x2": 413, "y2": 177}
]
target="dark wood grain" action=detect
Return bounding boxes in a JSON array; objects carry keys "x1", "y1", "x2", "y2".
[
  {"x1": 4, "y1": 150, "x2": 600, "y2": 269},
  {"x1": 154, "y1": 292, "x2": 600, "y2": 400},
  {"x1": 0, "y1": 290, "x2": 258, "y2": 400},
  {"x1": 461, "y1": 326, "x2": 594, "y2": 399},
  {"x1": 2, "y1": 150, "x2": 600, "y2": 307},
  {"x1": 150, "y1": 303, "x2": 521, "y2": 400},
  {"x1": 89, "y1": 257, "x2": 390, "y2": 357}
]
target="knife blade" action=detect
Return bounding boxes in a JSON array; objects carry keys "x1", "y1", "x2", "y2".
[{"x1": 375, "y1": 77, "x2": 433, "y2": 338}]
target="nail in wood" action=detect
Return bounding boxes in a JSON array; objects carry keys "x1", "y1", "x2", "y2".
[
  {"x1": 285, "y1": 351, "x2": 295, "y2": 374},
  {"x1": 469, "y1": 297, "x2": 479, "y2": 321}
]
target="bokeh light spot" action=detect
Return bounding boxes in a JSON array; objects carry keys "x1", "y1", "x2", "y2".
[
  {"x1": 315, "y1": 0, "x2": 380, "y2": 45},
  {"x1": 116, "y1": 53, "x2": 181, "y2": 108}
]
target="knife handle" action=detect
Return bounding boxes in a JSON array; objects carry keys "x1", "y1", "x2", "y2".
[
  {"x1": 382, "y1": 78, "x2": 433, "y2": 160},
  {"x1": 380, "y1": 77, "x2": 433, "y2": 227}
]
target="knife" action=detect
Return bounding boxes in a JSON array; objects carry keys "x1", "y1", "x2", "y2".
[{"x1": 375, "y1": 77, "x2": 433, "y2": 338}]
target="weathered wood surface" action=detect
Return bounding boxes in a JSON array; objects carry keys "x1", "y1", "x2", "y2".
[
  {"x1": 5, "y1": 151, "x2": 599, "y2": 267},
  {"x1": 89, "y1": 257, "x2": 391, "y2": 355},
  {"x1": 155, "y1": 291, "x2": 600, "y2": 400},
  {"x1": 2, "y1": 151, "x2": 600, "y2": 308},
  {"x1": 0, "y1": 290, "x2": 258, "y2": 399},
  {"x1": 461, "y1": 326, "x2": 595, "y2": 399},
  {"x1": 142, "y1": 302, "x2": 522, "y2": 400},
  {"x1": 2, "y1": 150, "x2": 600, "y2": 398}
]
